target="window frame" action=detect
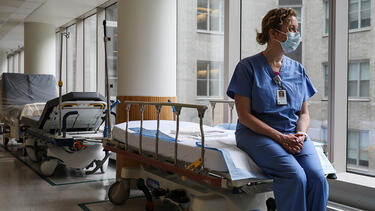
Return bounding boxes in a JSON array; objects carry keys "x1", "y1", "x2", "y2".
[
  {"x1": 347, "y1": 60, "x2": 370, "y2": 99},
  {"x1": 349, "y1": 0, "x2": 372, "y2": 31},
  {"x1": 197, "y1": 0, "x2": 225, "y2": 34},
  {"x1": 196, "y1": 60, "x2": 224, "y2": 98}
]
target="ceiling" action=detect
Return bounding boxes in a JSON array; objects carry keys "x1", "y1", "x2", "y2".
[{"x1": 0, "y1": 0, "x2": 108, "y2": 53}]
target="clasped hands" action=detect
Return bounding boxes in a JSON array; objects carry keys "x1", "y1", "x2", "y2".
[{"x1": 278, "y1": 133, "x2": 306, "y2": 154}]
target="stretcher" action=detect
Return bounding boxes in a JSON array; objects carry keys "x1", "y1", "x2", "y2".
[
  {"x1": 20, "y1": 92, "x2": 111, "y2": 176},
  {"x1": 104, "y1": 101, "x2": 336, "y2": 211},
  {"x1": 0, "y1": 73, "x2": 57, "y2": 146}
]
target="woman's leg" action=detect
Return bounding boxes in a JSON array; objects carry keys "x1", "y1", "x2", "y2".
[
  {"x1": 236, "y1": 128, "x2": 307, "y2": 211},
  {"x1": 294, "y1": 138, "x2": 329, "y2": 211}
]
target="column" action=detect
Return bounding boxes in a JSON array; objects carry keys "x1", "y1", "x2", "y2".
[
  {"x1": 115, "y1": 0, "x2": 177, "y2": 177},
  {"x1": 24, "y1": 22, "x2": 56, "y2": 75}
]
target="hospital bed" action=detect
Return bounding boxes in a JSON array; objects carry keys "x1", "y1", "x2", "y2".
[
  {"x1": 20, "y1": 92, "x2": 111, "y2": 176},
  {"x1": 104, "y1": 101, "x2": 336, "y2": 211},
  {"x1": 0, "y1": 73, "x2": 57, "y2": 147}
]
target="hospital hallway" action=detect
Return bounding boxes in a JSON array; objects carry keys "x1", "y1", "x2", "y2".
[{"x1": 0, "y1": 140, "x2": 148, "y2": 211}]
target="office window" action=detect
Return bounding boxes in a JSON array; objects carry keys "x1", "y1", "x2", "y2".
[
  {"x1": 197, "y1": 0, "x2": 224, "y2": 33},
  {"x1": 197, "y1": 60, "x2": 223, "y2": 97},
  {"x1": 66, "y1": 25, "x2": 76, "y2": 92},
  {"x1": 84, "y1": 15, "x2": 97, "y2": 92},
  {"x1": 324, "y1": 1, "x2": 329, "y2": 34},
  {"x1": 349, "y1": 0, "x2": 371, "y2": 30},
  {"x1": 347, "y1": 130, "x2": 369, "y2": 169},
  {"x1": 105, "y1": 3, "x2": 118, "y2": 96},
  {"x1": 348, "y1": 61, "x2": 370, "y2": 98},
  {"x1": 323, "y1": 64, "x2": 328, "y2": 97}
]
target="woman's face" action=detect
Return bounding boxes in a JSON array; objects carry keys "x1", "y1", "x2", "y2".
[{"x1": 275, "y1": 15, "x2": 299, "y2": 42}]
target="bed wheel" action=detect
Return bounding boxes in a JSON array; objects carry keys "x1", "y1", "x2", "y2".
[
  {"x1": 25, "y1": 138, "x2": 40, "y2": 162},
  {"x1": 108, "y1": 179, "x2": 131, "y2": 205},
  {"x1": 40, "y1": 159, "x2": 58, "y2": 177},
  {"x1": 2, "y1": 137, "x2": 9, "y2": 148}
]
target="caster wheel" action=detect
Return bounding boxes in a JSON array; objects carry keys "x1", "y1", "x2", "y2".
[
  {"x1": 25, "y1": 138, "x2": 40, "y2": 162},
  {"x1": 3, "y1": 137, "x2": 9, "y2": 148},
  {"x1": 40, "y1": 159, "x2": 58, "y2": 177},
  {"x1": 108, "y1": 179, "x2": 131, "y2": 205}
]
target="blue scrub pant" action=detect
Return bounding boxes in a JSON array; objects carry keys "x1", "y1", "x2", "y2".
[{"x1": 236, "y1": 128, "x2": 329, "y2": 211}]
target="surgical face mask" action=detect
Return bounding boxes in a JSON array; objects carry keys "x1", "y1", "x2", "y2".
[{"x1": 274, "y1": 29, "x2": 302, "y2": 53}]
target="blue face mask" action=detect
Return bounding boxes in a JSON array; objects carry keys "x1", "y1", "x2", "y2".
[{"x1": 275, "y1": 29, "x2": 302, "y2": 53}]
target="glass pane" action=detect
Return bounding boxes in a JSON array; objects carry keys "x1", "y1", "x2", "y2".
[
  {"x1": 13, "y1": 54, "x2": 19, "y2": 73},
  {"x1": 20, "y1": 51, "x2": 24, "y2": 73},
  {"x1": 84, "y1": 15, "x2": 97, "y2": 92},
  {"x1": 66, "y1": 25, "x2": 76, "y2": 92},
  {"x1": 197, "y1": 0, "x2": 208, "y2": 30},
  {"x1": 279, "y1": 0, "x2": 302, "y2": 5},
  {"x1": 349, "y1": 0, "x2": 359, "y2": 29},
  {"x1": 360, "y1": 0, "x2": 371, "y2": 27},
  {"x1": 325, "y1": 1, "x2": 329, "y2": 34},
  {"x1": 348, "y1": 63, "x2": 359, "y2": 80},
  {"x1": 324, "y1": 64, "x2": 328, "y2": 97},
  {"x1": 106, "y1": 3, "x2": 118, "y2": 96},
  {"x1": 348, "y1": 0, "x2": 374, "y2": 176},
  {"x1": 209, "y1": 0, "x2": 223, "y2": 32},
  {"x1": 178, "y1": 0, "x2": 225, "y2": 124}
]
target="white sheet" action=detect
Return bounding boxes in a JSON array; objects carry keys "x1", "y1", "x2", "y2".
[{"x1": 112, "y1": 120, "x2": 335, "y2": 181}]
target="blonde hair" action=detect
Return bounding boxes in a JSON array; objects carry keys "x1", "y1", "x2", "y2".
[{"x1": 256, "y1": 8, "x2": 297, "y2": 45}]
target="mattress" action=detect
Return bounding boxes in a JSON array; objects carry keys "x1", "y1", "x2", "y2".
[{"x1": 112, "y1": 120, "x2": 335, "y2": 181}]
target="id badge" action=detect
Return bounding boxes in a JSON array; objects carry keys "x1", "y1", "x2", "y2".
[{"x1": 277, "y1": 89, "x2": 287, "y2": 105}]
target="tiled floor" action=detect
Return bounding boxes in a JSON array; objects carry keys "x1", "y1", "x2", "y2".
[{"x1": 0, "y1": 143, "x2": 145, "y2": 211}]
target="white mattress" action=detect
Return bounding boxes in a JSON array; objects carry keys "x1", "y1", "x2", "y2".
[{"x1": 112, "y1": 120, "x2": 335, "y2": 181}]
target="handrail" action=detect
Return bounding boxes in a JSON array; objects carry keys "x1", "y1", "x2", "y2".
[
  {"x1": 208, "y1": 100, "x2": 235, "y2": 126},
  {"x1": 124, "y1": 101, "x2": 208, "y2": 170}
]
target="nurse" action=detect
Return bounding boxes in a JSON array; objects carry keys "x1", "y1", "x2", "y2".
[{"x1": 227, "y1": 8, "x2": 328, "y2": 211}]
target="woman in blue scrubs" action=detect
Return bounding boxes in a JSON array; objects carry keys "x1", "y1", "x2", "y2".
[{"x1": 227, "y1": 8, "x2": 328, "y2": 211}]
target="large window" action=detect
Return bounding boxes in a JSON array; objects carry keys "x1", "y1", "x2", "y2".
[
  {"x1": 348, "y1": 61, "x2": 370, "y2": 98},
  {"x1": 84, "y1": 15, "x2": 97, "y2": 92},
  {"x1": 197, "y1": 0, "x2": 224, "y2": 33},
  {"x1": 177, "y1": 0, "x2": 225, "y2": 124},
  {"x1": 197, "y1": 60, "x2": 223, "y2": 97},
  {"x1": 347, "y1": 0, "x2": 374, "y2": 177},
  {"x1": 349, "y1": 0, "x2": 371, "y2": 30},
  {"x1": 105, "y1": 3, "x2": 118, "y2": 97},
  {"x1": 66, "y1": 24, "x2": 76, "y2": 92}
]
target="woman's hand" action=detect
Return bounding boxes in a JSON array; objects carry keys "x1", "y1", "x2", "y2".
[{"x1": 278, "y1": 134, "x2": 304, "y2": 154}]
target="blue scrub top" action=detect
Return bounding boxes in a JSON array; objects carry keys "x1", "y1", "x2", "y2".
[{"x1": 227, "y1": 52, "x2": 317, "y2": 133}]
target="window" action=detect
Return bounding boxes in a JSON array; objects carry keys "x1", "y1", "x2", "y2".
[
  {"x1": 323, "y1": 63, "x2": 328, "y2": 97},
  {"x1": 66, "y1": 25, "x2": 76, "y2": 92},
  {"x1": 197, "y1": 0, "x2": 224, "y2": 33},
  {"x1": 347, "y1": 130, "x2": 369, "y2": 169},
  {"x1": 324, "y1": 0, "x2": 329, "y2": 34},
  {"x1": 83, "y1": 15, "x2": 97, "y2": 92},
  {"x1": 349, "y1": 0, "x2": 371, "y2": 30},
  {"x1": 178, "y1": 0, "x2": 225, "y2": 124},
  {"x1": 278, "y1": 0, "x2": 303, "y2": 62},
  {"x1": 105, "y1": 3, "x2": 118, "y2": 96},
  {"x1": 197, "y1": 60, "x2": 223, "y2": 97},
  {"x1": 348, "y1": 61, "x2": 370, "y2": 98}
]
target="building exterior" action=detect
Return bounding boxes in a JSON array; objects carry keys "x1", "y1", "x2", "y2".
[{"x1": 176, "y1": 0, "x2": 375, "y2": 176}]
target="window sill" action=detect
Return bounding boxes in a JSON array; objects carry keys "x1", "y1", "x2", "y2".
[
  {"x1": 196, "y1": 30, "x2": 224, "y2": 35},
  {"x1": 196, "y1": 97, "x2": 224, "y2": 101},
  {"x1": 328, "y1": 172, "x2": 375, "y2": 210},
  {"x1": 321, "y1": 98, "x2": 370, "y2": 102},
  {"x1": 349, "y1": 27, "x2": 371, "y2": 34}
]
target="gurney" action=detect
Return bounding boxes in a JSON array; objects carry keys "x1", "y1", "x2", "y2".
[
  {"x1": 0, "y1": 73, "x2": 57, "y2": 147},
  {"x1": 20, "y1": 92, "x2": 111, "y2": 176},
  {"x1": 104, "y1": 101, "x2": 336, "y2": 211}
]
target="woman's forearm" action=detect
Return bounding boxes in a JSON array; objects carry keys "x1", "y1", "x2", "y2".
[
  {"x1": 296, "y1": 113, "x2": 310, "y2": 133},
  {"x1": 238, "y1": 112, "x2": 283, "y2": 143}
]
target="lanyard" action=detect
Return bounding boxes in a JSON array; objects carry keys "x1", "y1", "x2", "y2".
[{"x1": 272, "y1": 72, "x2": 282, "y2": 88}]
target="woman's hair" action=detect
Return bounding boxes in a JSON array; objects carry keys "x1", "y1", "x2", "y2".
[{"x1": 256, "y1": 8, "x2": 297, "y2": 45}]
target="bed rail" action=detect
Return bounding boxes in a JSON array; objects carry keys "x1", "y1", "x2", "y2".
[
  {"x1": 208, "y1": 100, "x2": 235, "y2": 125},
  {"x1": 123, "y1": 101, "x2": 208, "y2": 170}
]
